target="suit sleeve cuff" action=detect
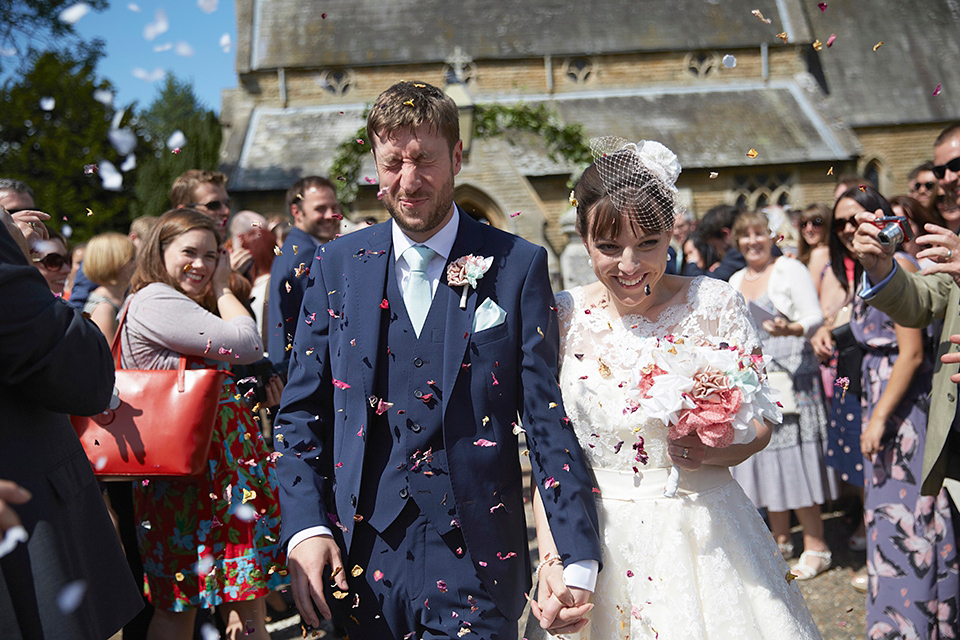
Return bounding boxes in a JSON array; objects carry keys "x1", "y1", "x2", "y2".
[
  {"x1": 563, "y1": 559, "x2": 599, "y2": 592},
  {"x1": 287, "y1": 526, "x2": 333, "y2": 556},
  {"x1": 859, "y1": 262, "x2": 899, "y2": 299}
]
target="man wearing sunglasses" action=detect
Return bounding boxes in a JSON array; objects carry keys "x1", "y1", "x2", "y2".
[
  {"x1": 907, "y1": 161, "x2": 941, "y2": 210},
  {"x1": 170, "y1": 169, "x2": 233, "y2": 230},
  {"x1": 853, "y1": 122, "x2": 960, "y2": 518}
]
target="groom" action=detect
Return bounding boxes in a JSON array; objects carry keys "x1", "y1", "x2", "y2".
[{"x1": 273, "y1": 81, "x2": 601, "y2": 639}]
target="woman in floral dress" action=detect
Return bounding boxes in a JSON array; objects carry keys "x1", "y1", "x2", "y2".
[
  {"x1": 121, "y1": 209, "x2": 285, "y2": 640},
  {"x1": 845, "y1": 187, "x2": 959, "y2": 638}
]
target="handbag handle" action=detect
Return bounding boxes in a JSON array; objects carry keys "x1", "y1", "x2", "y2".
[{"x1": 113, "y1": 297, "x2": 189, "y2": 393}]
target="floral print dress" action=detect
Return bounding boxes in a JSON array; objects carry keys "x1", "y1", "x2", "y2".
[{"x1": 853, "y1": 296, "x2": 959, "y2": 638}]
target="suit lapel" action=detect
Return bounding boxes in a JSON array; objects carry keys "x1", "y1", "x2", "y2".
[
  {"x1": 349, "y1": 226, "x2": 393, "y2": 400},
  {"x1": 440, "y1": 212, "x2": 486, "y2": 417}
]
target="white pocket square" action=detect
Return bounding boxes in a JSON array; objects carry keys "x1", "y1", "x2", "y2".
[{"x1": 473, "y1": 298, "x2": 507, "y2": 333}]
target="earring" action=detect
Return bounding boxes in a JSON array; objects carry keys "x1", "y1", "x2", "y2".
[
  {"x1": 587, "y1": 257, "x2": 593, "y2": 266},
  {"x1": 644, "y1": 284, "x2": 651, "y2": 296}
]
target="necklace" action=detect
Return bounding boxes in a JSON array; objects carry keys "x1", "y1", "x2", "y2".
[{"x1": 743, "y1": 259, "x2": 773, "y2": 282}]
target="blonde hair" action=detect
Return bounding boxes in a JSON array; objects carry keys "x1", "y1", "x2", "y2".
[{"x1": 84, "y1": 232, "x2": 135, "y2": 286}]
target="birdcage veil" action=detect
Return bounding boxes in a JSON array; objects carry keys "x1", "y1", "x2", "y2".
[{"x1": 588, "y1": 136, "x2": 682, "y2": 232}]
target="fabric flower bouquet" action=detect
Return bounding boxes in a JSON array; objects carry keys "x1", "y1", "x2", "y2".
[{"x1": 630, "y1": 336, "x2": 783, "y2": 497}]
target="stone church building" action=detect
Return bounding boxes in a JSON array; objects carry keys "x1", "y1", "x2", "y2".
[{"x1": 219, "y1": 0, "x2": 960, "y2": 285}]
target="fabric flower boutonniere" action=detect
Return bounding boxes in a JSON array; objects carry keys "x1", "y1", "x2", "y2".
[{"x1": 447, "y1": 254, "x2": 493, "y2": 309}]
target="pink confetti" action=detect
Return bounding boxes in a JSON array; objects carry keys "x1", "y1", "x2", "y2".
[
  {"x1": 356, "y1": 139, "x2": 365, "y2": 145},
  {"x1": 510, "y1": 211, "x2": 521, "y2": 217},
  {"x1": 84, "y1": 164, "x2": 98, "y2": 175},
  {"x1": 626, "y1": 570, "x2": 634, "y2": 577},
  {"x1": 826, "y1": 33, "x2": 836, "y2": 48},
  {"x1": 380, "y1": 299, "x2": 389, "y2": 309},
  {"x1": 364, "y1": 176, "x2": 378, "y2": 184},
  {"x1": 218, "y1": 347, "x2": 232, "y2": 355},
  {"x1": 489, "y1": 502, "x2": 504, "y2": 513},
  {"x1": 817, "y1": 2, "x2": 827, "y2": 11},
  {"x1": 332, "y1": 378, "x2": 351, "y2": 390},
  {"x1": 377, "y1": 187, "x2": 388, "y2": 200},
  {"x1": 172, "y1": 147, "x2": 182, "y2": 154},
  {"x1": 934, "y1": 84, "x2": 943, "y2": 96},
  {"x1": 478, "y1": 561, "x2": 487, "y2": 567},
  {"x1": 374, "y1": 570, "x2": 384, "y2": 582},
  {"x1": 497, "y1": 551, "x2": 517, "y2": 560},
  {"x1": 375, "y1": 399, "x2": 393, "y2": 415},
  {"x1": 473, "y1": 438, "x2": 497, "y2": 447},
  {"x1": 544, "y1": 476, "x2": 559, "y2": 489},
  {"x1": 437, "y1": 580, "x2": 448, "y2": 593},
  {"x1": 204, "y1": 338, "x2": 212, "y2": 354},
  {"x1": 491, "y1": 372, "x2": 499, "y2": 386}
]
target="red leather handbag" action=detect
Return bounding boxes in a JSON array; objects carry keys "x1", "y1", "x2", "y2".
[{"x1": 71, "y1": 305, "x2": 226, "y2": 478}]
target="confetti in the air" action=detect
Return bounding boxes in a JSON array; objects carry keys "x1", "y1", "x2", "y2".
[
  {"x1": 775, "y1": 32, "x2": 788, "y2": 43},
  {"x1": 827, "y1": 166, "x2": 834, "y2": 176},
  {"x1": 133, "y1": 67, "x2": 165, "y2": 82},
  {"x1": 174, "y1": 42, "x2": 195, "y2": 57},
  {"x1": 167, "y1": 130, "x2": 187, "y2": 150},
  {"x1": 709, "y1": 172, "x2": 719, "y2": 179},
  {"x1": 99, "y1": 160, "x2": 123, "y2": 191},
  {"x1": 826, "y1": 34, "x2": 836, "y2": 48},
  {"x1": 84, "y1": 164, "x2": 98, "y2": 175},
  {"x1": 817, "y1": 2, "x2": 827, "y2": 11},
  {"x1": 220, "y1": 33, "x2": 232, "y2": 53},
  {"x1": 751, "y1": 9, "x2": 771, "y2": 23},
  {"x1": 199, "y1": 622, "x2": 219, "y2": 640},
  {"x1": 153, "y1": 42, "x2": 173, "y2": 52},
  {"x1": 40, "y1": 97, "x2": 55, "y2": 111},
  {"x1": 722, "y1": 55, "x2": 737, "y2": 68},
  {"x1": 873, "y1": 41, "x2": 884, "y2": 51},
  {"x1": 746, "y1": 148, "x2": 759, "y2": 159},
  {"x1": 59, "y1": 3, "x2": 92, "y2": 25},
  {"x1": 93, "y1": 89, "x2": 113, "y2": 106},
  {"x1": 933, "y1": 84, "x2": 943, "y2": 96},
  {"x1": 198, "y1": 0, "x2": 218, "y2": 13},
  {"x1": 128, "y1": 3, "x2": 141, "y2": 11},
  {"x1": 812, "y1": 40, "x2": 822, "y2": 51},
  {"x1": 56, "y1": 581, "x2": 87, "y2": 613},
  {"x1": 143, "y1": 9, "x2": 169, "y2": 41}
]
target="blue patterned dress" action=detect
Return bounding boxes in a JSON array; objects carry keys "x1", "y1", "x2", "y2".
[{"x1": 853, "y1": 295, "x2": 960, "y2": 638}]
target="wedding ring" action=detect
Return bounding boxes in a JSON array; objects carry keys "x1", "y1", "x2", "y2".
[
  {"x1": 949, "y1": 249, "x2": 954, "y2": 260},
  {"x1": 681, "y1": 447, "x2": 689, "y2": 459}
]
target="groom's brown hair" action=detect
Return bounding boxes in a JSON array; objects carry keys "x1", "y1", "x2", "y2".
[{"x1": 366, "y1": 81, "x2": 460, "y2": 155}]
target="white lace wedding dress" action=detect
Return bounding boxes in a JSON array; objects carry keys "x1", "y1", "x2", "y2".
[{"x1": 554, "y1": 277, "x2": 821, "y2": 640}]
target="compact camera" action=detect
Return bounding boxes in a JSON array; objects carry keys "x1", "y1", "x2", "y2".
[{"x1": 872, "y1": 216, "x2": 913, "y2": 247}]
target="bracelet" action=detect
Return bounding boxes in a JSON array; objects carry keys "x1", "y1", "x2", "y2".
[{"x1": 534, "y1": 554, "x2": 562, "y2": 584}]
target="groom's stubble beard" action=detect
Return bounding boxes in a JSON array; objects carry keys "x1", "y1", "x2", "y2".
[{"x1": 383, "y1": 166, "x2": 457, "y2": 237}]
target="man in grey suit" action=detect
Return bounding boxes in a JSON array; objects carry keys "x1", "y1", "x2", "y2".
[
  {"x1": 854, "y1": 122, "x2": 960, "y2": 505},
  {"x1": 0, "y1": 207, "x2": 142, "y2": 639}
]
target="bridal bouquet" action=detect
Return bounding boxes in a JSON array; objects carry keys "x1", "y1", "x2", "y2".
[{"x1": 629, "y1": 336, "x2": 783, "y2": 497}]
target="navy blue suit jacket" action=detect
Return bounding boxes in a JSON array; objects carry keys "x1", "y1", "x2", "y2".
[
  {"x1": 266, "y1": 227, "x2": 321, "y2": 365},
  {"x1": 273, "y1": 213, "x2": 601, "y2": 619}
]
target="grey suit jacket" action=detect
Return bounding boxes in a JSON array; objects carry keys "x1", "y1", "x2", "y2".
[
  {"x1": 864, "y1": 267, "x2": 960, "y2": 502},
  {"x1": 0, "y1": 224, "x2": 142, "y2": 639}
]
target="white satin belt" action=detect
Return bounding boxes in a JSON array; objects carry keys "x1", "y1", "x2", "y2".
[{"x1": 591, "y1": 465, "x2": 733, "y2": 501}]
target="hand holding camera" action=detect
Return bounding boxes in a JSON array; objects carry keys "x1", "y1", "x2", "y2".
[{"x1": 915, "y1": 222, "x2": 960, "y2": 284}]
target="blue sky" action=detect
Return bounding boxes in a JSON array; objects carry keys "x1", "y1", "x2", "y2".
[{"x1": 72, "y1": 1, "x2": 238, "y2": 113}]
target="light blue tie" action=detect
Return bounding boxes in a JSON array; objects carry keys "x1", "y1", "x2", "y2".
[{"x1": 403, "y1": 245, "x2": 436, "y2": 336}]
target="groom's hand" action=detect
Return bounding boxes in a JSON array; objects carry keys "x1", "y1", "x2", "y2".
[
  {"x1": 531, "y1": 565, "x2": 593, "y2": 635},
  {"x1": 288, "y1": 535, "x2": 349, "y2": 628}
]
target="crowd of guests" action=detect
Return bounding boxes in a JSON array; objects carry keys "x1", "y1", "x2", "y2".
[{"x1": 4, "y1": 115, "x2": 960, "y2": 639}]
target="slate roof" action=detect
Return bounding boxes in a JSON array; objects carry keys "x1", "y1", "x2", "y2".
[
  {"x1": 228, "y1": 76, "x2": 859, "y2": 190},
  {"x1": 238, "y1": 0, "x2": 811, "y2": 72},
  {"x1": 803, "y1": 0, "x2": 960, "y2": 126}
]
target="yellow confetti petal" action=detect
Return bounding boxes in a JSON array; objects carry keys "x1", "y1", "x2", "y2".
[
  {"x1": 537, "y1": 326, "x2": 544, "y2": 337},
  {"x1": 568, "y1": 191, "x2": 578, "y2": 207},
  {"x1": 273, "y1": 245, "x2": 282, "y2": 256},
  {"x1": 241, "y1": 488, "x2": 256, "y2": 504},
  {"x1": 403, "y1": 99, "x2": 415, "y2": 107},
  {"x1": 305, "y1": 348, "x2": 315, "y2": 355},
  {"x1": 873, "y1": 41, "x2": 883, "y2": 51},
  {"x1": 275, "y1": 434, "x2": 284, "y2": 443},
  {"x1": 333, "y1": 590, "x2": 349, "y2": 599},
  {"x1": 775, "y1": 32, "x2": 788, "y2": 43},
  {"x1": 331, "y1": 566, "x2": 343, "y2": 578},
  {"x1": 548, "y1": 402, "x2": 557, "y2": 409},
  {"x1": 812, "y1": 39, "x2": 822, "y2": 51},
  {"x1": 351, "y1": 565, "x2": 364, "y2": 578},
  {"x1": 85, "y1": 207, "x2": 94, "y2": 216},
  {"x1": 292, "y1": 245, "x2": 299, "y2": 255},
  {"x1": 827, "y1": 166, "x2": 834, "y2": 176},
  {"x1": 746, "y1": 148, "x2": 759, "y2": 159},
  {"x1": 751, "y1": 9, "x2": 771, "y2": 23},
  {"x1": 482, "y1": 416, "x2": 490, "y2": 425},
  {"x1": 175, "y1": 572, "x2": 185, "y2": 581},
  {"x1": 786, "y1": 570, "x2": 797, "y2": 582}
]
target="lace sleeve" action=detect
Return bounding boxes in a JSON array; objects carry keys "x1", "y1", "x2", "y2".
[
  {"x1": 681, "y1": 277, "x2": 762, "y2": 352},
  {"x1": 554, "y1": 289, "x2": 575, "y2": 361}
]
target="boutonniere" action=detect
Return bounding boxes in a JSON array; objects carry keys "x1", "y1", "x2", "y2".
[{"x1": 447, "y1": 254, "x2": 493, "y2": 309}]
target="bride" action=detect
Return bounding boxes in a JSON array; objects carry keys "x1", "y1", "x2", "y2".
[{"x1": 530, "y1": 138, "x2": 822, "y2": 639}]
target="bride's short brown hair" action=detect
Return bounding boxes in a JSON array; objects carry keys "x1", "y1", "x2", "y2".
[{"x1": 573, "y1": 151, "x2": 675, "y2": 240}]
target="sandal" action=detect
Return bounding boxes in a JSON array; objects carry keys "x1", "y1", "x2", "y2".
[
  {"x1": 790, "y1": 549, "x2": 832, "y2": 581},
  {"x1": 777, "y1": 540, "x2": 795, "y2": 560}
]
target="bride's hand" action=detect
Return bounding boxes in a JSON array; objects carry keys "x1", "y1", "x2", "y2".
[
  {"x1": 668, "y1": 434, "x2": 706, "y2": 470},
  {"x1": 530, "y1": 561, "x2": 593, "y2": 635}
]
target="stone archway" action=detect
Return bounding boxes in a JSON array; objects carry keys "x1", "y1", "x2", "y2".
[{"x1": 454, "y1": 184, "x2": 507, "y2": 229}]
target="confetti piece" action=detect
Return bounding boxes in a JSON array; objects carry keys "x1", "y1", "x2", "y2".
[
  {"x1": 403, "y1": 99, "x2": 415, "y2": 107},
  {"x1": 544, "y1": 476, "x2": 559, "y2": 489},
  {"x1": 333, "y1": 590, "x2": 349, "y2": 599},
  {"x1": 722, "y1": 55, "x2": 737, "y2": 68},
  {"x1": 220, "y1": 33, "x2": 231, "y2": 53},
  {"x1": 568, "y1": 191, "x2": 578, "y2": 207},
  {"x1": 859, "y1": 184, "x2": 867, "y2": 192},
  {"x1": 59, "y1": 3, "x2": 91, "y2": 25},
  {"x1": 56, "y1": 580, "x2": 87, "y2": 613},
  {"x1": 510, "y1": 211, "x2": 521, "y2": 217},
  {"x1": 873, "y1": 41, "x2": 884, "y2": 51},
  {"x1": 351, "y1": 565, "x2": 364, "y2": 577},
  {"x1": 377, "y1": 187, "x2": 388, "y2": 200},
  {"x1": 812, "y1": 40, "x2": 822, "y2": 51},
  {"x1": 786, "y1": 570, "x2": 797, "y2": 582},
  {"x1": 473, "y1": 438, "x2": 497, "y2": 447},
  {"x1": 827, "y1": 166, "x2": 834, "y2": 176},
  {"x1": 198, "y1": 0, "x2": 218, "y2": 13},
  {"x1": 626, "y1": 570, "x2": 634, "y2": 577},
  {"x1": 817, "y1": 2, "x2": 827, "y2": 11},
  {"x1": 374, "y1": 570, "x2": 384, "y2": 582},
  {"x1": 172, "y1": 147, "x2": 182, "y2": 154},
  {"x1": 40, "y1": 96, "x2": 55, "y2": 111},
  {"x1": 332, "y1": 378, "x2": 350, "y2": 390},
  {"x1": 497, "y1": 551, "x2": 517, "y2": 560},
  {"x1": 86, "y1": 207, "x2": 94, "y2": 217},
  {"x1": 437, "y1": 580, "x2": 448, "y2": 593},
  {"x1": 826, "y1": 34, "x2": 836, "y2": 47},
  {"x1": 143, "y1": 8, "x2": 169, "y2": 41},
  {"x1": 380, "y1": 299, "x2": 389, "y2": 309},
  {"x1": 751, "y1": 9, "x2": 771, "y2": 23},
  {"x1": 934, "y1": 84, "x2": 943, "y2": 96},
  {"x1": 708, "y1": 171, "x2": 719, "y2": 179},
  {"x1": 775, "y1": 32, "x2": 788, "y2": 43},
  {"x1": 746, "y1": 148, "x2": 759, "y2": 159},
  {"x1": 175, "y1": 572, "x2": 185, "y2": 581},
  {"x1": 241, "y1": 488, "x2": 256, "y2": 503}
]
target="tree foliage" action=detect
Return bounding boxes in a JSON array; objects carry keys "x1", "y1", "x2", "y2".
[
  {"x1": 0, "y1": 49, "x2": 140, "y2": 240},
  {"x1": 133, "y1": 75, "x2": 222, "y2": 217},
  {"x1": 0, "y1": 0, "x2": 108, "y2": 73}
]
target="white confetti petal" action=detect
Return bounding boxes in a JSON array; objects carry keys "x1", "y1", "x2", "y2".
[
  {"x1": 0, "y1": 45, "x2": 18, "y2": 57},
  {"x1": 120, "y1": 154, "x2": 137, "y2": 172},
  {"x1": 143, "y1": 8, "x2": 169, "y2": 41},
  {"x1": 56, "y1": 580, "x2": 87, "y2": 613},
  {"x1": 198, "y1": 0, "x2": 219, "y2": 14},
  {"x1": 166, "y1": 130, "x2": 187, "y2": 150},
  {"x1": 39, "y1": 97, "x2": 55, "y2": 111},
  {"x1": 107, "y1": 129, "x2": 137, "y2": 156},
  {"x1": 234, "y1": 504, "x2": 256, "y2": 522},
  {"x1": 59, "y1": 3, "x2": 91, "y2": 25},
  {"x1": 219, "y1": 33, "x2": 231, "y2": 53},
  {"x1": 94, "y1": 455, "x2": 108, "y2": 470},
  {"x1": 174, "y1": 41, "x2": 194, "y2": 57},
  {"x1": 153, "y1": 42, "x2": 172, "y2": 52},
  {"x1": 0, "y1": 525, "x2": 28, "y2": 559},
  {"x1": 99, "y1": 160, "x2": 123, "y2": 191},
  {"x1": 132, "y1": 67, "x2": 165, "y2": 83},
  {"x1": 722, "y1": 54, "x2": 737, "y2": 68},
  {"x1": 199, "y1": 622, "x2": 221, "y2": 640},
  {"x1": 92, "y1": 89, "x2": 113, "y2": 106},
  {"x1": 61, "y1": 223, "x2": 73, "y2": 238},
  {"x1": 127, "y1": 3, "x2": 141, "y2": 11}
]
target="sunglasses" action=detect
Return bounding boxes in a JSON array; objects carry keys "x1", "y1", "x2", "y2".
[
  {"x1": 188, "y1": 198, "x2": 232, "y2": 212},
  {"x1": 911, "y1": 181, "x2": 936, "y2": 192},
  {"x1": 32, "y1": 252, "x2": 70, "y2": 270},
  {"x1": 933, "y1": 157, "x2": 960, "y2": 179},
  {"x1": 801, "y1": 218, "x2": 824, "y2": 228}
]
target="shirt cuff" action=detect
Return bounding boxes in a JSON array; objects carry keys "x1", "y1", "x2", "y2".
[
  {"x1": 859, "y1": 262, "x2": 899, "y2": 299},
  {"x1": 563, "y1": 559, "x2": 599, "y2": 592},
  {"x1": 287, "y1": 526, "x2": 333, "y2": 556}
]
